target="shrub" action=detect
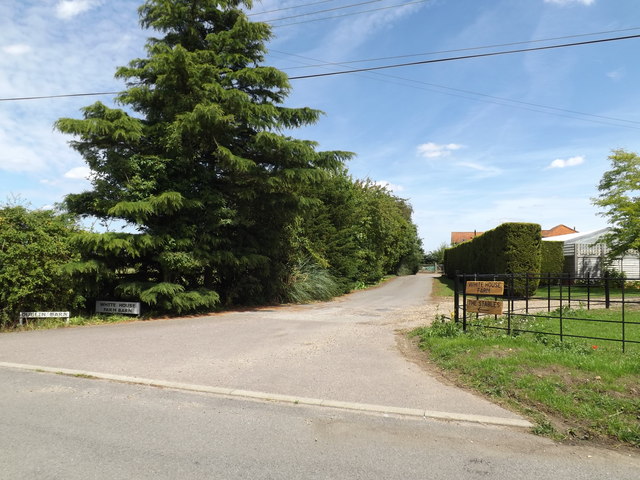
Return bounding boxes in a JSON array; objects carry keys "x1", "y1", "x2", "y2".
[{"x1": 0, "y1": 205, "x2": 83, "y2": 327}]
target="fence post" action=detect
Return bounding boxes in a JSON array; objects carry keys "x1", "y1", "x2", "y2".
[
  {"x1": 547, "y1": 272, "x2": 551, "y2": 313},
  {"x1": 462, "y1": 273, "x2": 467, "y2": 332},
  {"x1": 525, "y1": 273, "x2": 530, "y2": 314},
  {"x1": 559, "y1": 277, "x2": 564, "y2": 343},
  {"x1": 454, "y1": 271, "x2": 460, "y2": 324},
  {"x1": 622, "y1": 278, "x2": 626, "y2": 353},
  {"x1": 586, "y1": 272, "x2": 591, "y2": 310},
  {"x1": 508, "y1": 273, "x2": 514, "y2": 336},
  {"x1": 604, "y1": 270, "x2": 610, "y2": 309}
]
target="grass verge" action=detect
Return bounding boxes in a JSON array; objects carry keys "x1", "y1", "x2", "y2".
[
  {"x1": 410, "y1": 316, "x2": 640, "y2": 449},
  {"x1": 3, "y1": 314, "x2": 136, "y2": 332}
]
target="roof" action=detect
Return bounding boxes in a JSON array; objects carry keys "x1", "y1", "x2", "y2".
[
  {"x1": 451, "y1": 231, "x2": 483, "y2": 244},
  {"x1": 542, "y1": 227, "x2": 610, "y2": 244},
  {"x1": 541, "y1": 224, "x2": 578, "y2": 237}
]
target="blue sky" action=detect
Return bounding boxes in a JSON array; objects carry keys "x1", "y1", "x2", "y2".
[{"x1": 1, "y1": 0, "x2": 640, "y2": 251}]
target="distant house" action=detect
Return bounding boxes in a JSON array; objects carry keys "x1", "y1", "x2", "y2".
[
  {"x1": 450, "y1": 231, "x2": 483, "y2": 245},
  {"x1": 543, "y1": 227, "x2": 640, "y2": 277},
  {"x1": 541, "y1": 224, "x2": 577, "y2": 238}
]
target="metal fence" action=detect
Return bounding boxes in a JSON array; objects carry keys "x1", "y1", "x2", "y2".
[{"x1": 454, "y1": 272, "x2": 640, "y2": 352}]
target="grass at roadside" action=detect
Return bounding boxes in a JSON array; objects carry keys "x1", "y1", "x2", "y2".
[
  {"x1": 432, "y1": 276, "x2": 455, "y2": 297},
  {"x1": 410, "y1": 317, "x2": 640, "y2": 448},
  {"x1": 5, "y1": 315, "x2": 136, "y2": 332}
]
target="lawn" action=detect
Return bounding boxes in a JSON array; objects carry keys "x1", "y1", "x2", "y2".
[{"x1": 411, "y1": 316, "x2": 640, "y2": 448}]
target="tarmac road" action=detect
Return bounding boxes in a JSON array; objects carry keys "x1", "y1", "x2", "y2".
[
  {"x1": 0, "y1": 275, "x2": 515, "y2": 419},
  {"x1": 1, "y1": 274, "x2": 639, "y2": 478}
]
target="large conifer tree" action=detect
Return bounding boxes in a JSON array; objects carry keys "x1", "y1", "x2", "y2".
[{"x1": 56, "y1": 0, "x2": 350, "y2": 312}]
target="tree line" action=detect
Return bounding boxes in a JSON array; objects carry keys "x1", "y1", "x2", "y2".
[{"x1": 0, "y1": 0, "x2": 423, "y2": 325}]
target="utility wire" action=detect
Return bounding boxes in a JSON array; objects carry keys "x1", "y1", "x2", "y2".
[
  {"x1": 277, "y1": 26, "x2": 640, "y2": 70},
  {"x1": 1, "y1": 31, "x2": 639, "y2": 124},
  {"x1": 258, "y1": 0, "x2": 387, "y2": 22},
  {"x1": 272, "y1": 50, "x2": 640, "y2": 128},
  {"x1": 247, "y1": 0, "x2": 338, "y2": 17},
  {"x1": 287, "y1": 33, "x2": 640, "y2": 79},
  {"x1": 269, "y1": 0, "x2": 430, "y2": 27}
]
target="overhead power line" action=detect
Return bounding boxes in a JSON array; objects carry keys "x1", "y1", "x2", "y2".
[
  {"x1": 1, "y1": 30, "x2": 639, "y2": 129},
  {"x1": 258, "y1": 0, "x2": 387, "y2": 22},
  {"x1": 269, "y1": 0, "x2": 431, "y2": 27},
  {"x1": 272, "y1": 50, "x2": 640, "y2": 129},
  {"x1": 287, "y1": 33, "x2": 640, "y2": 79},
  {"x1": 247, "y1": 0, "x2": 338, "y2": 17},
  {"x1": 277, "y1": 26, "x2": 640, "y2": 70}
]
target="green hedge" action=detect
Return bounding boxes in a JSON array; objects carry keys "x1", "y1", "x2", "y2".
[
  {"x1": 540, "y1": 241, "x2": 564, "y2": 285},
  {"x1": 444, "y1": 222, "x2": 541, "y2": 296}
]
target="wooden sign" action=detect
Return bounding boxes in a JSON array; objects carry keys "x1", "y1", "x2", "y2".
[
  {"x1": 466, "y1": 299, "x2": 503, "y2": 315},
  {"x1": 466, "y1": 281, "x2": 504, "y2": 295}
]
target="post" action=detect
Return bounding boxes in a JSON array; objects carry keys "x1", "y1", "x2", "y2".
[
  {"x1": 559, "y1": 280, "x2": 564, "y2": 343},
  {"x1": 525, "y1": 273, "x2": 530, "y2": 314},
  {"x1": 462, "y1": 273, "x2": 467, "y2": 332},
  {"x1": 547, "y1": 272, "x2": 551, "y2": 313},
  {"x1": 586, "y1": 272, "x2": 591, "y2": 310},
  {"x1": 454, "y1": 272, "x2": 460, "y2": 324},
  {"x1": 604, "y1": 270, "x2": 610, "y2": 309},
  {"x1": 622, "y1": 278, "x2": 626, "y2": 353}
]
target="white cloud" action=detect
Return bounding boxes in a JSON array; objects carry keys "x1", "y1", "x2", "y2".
[
  {"x1": 606, "y1": 68, "x2": 624, "y2": 81},
  {"x1": 2, "y1": 44, "x2": 31, "y2": 55},
  {"x1": 55, "y1": 0, "x2": 102, "y2": 20},
  {"x1": 544, "y1": 0, "x2": 595, "y2": 5},
  {"x1": 374, "y1": 180, "x2": 404, "y2": 193},
  {"x1": 417, "y1": 142, "x2": 463, "y2": 159},
  {"x1": 547, "y1": 155, "x2": 585, "y2": 169},
  {"x1": 456, "y1": 161, "x2": 502, "y2": 177},
  {"x1": 64, "y1": 166, "x2": 92, "y2": 180}
]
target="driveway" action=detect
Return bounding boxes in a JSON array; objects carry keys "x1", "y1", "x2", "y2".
[{"x1": 0, "y1": 275, "x2": 521, "y2": 421}]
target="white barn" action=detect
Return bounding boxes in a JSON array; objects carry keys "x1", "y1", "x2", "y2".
[{"x1": 543, "y1": 228, "x2": 640, "y2": 278}]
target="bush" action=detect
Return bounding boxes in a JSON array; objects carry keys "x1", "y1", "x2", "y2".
[
  {"x1": 540, "y1": 241, "x2": 564, "y2": 285},
  {"x1": 444, "y1": 222, "x2": 541, "y2": 296},
  {"x1": 0, "y1": 205, "x2": 83, "y2": 327}
]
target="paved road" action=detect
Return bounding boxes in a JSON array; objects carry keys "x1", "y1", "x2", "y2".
[
  {"x1": 2, "y1": 368, "x2": 639, "y2": 480},
  {"x1": 1, "y1": 275, "x2": 639, "y2": 478},
  {"x1": 0, "y1": 275, "x2": 516, "y2": 419}
]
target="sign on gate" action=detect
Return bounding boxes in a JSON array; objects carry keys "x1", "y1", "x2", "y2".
[
  {"x1": 466, "y1": 281, "x2": 504, "y2": 295},
  {"x1": 466, "y1": 299, "x2": 503, "y2": 315}
]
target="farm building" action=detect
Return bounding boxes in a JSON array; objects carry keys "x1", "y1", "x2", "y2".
[{"x1": 543, "y1": 227, "x2": 640, "y2": 277}]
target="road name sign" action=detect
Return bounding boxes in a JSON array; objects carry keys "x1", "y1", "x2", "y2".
[
  {"x1": 96, "y1": 301, "x2": 141, "y2": 315},
  {"x1": 19, "y1": 311, "x2": 70, "y2": 326},
  {"x1": 466, "y1": 281, "x2": 504, "y2": 295},
  {"x1": 466, "y1": 299, "x2": 503, "y2": 315}
]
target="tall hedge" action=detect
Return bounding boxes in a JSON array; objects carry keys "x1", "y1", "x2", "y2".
[
  {"x1": 540, "y1": 241, "x2": 564, "y2": 285},
  {"x1": 444, "y1": 222, "x2": 541, "y2": 296}
]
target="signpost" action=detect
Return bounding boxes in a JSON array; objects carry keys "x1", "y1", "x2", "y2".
[{"x1": 96, "y1": 301, "x2": 141, "y2": 315}]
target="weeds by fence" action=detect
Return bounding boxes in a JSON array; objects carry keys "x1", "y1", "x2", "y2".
[{"x1": 454, "y1": 272, "x2": 640, "y2": 352}]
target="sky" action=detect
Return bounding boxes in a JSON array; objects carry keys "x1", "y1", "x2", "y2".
[{"x1": 1, "y1": 0, "x2": 640, "y2": 252}]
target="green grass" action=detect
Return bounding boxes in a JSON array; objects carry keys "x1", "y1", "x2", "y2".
[
  {"x1": 432, "y1": 276, "x2": 455, "y2": 297},
  {"x1": 471, "y1": 308, "x2": 640, "y2": 353},
  {"x1": 3, "y1": 314, "x2": 137, "y2": 332},
  {"x1": 411, "y1": 317, "x2": 640, "y2": 448}
]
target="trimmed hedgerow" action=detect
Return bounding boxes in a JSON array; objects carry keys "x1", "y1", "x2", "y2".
[{"x1": 444, "y1": 222, "x2": 541, "y2": 296}]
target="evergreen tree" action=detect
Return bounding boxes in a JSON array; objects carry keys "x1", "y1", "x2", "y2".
[{"x1": 56, "y1": 0, "x2": 350, "y2": 312}]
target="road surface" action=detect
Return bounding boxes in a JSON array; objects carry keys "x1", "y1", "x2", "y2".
[{"x1": 1, "y1": 275, "x2": 638, "y2": 478}]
